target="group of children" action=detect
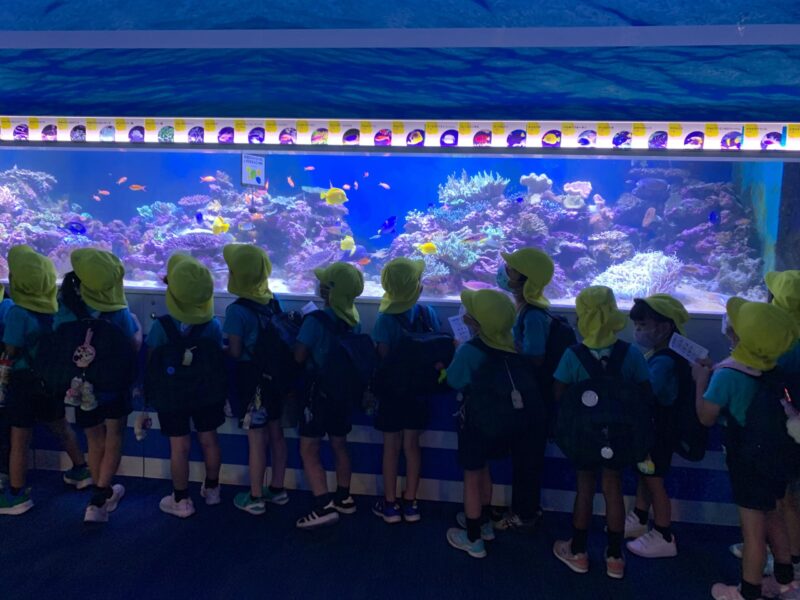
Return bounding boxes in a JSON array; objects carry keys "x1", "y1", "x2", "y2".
[{"x1": 1, "y1": 242, "x2": 799, "y2": 600}]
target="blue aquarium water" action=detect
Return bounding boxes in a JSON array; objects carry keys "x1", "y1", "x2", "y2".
[{"x1": 0, "y1": 147, "x2": 791, "y2": 312}]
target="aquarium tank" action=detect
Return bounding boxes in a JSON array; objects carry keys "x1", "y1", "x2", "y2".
[{"x1": 0, "y1": 146, "x2": 794, "y2": 313}]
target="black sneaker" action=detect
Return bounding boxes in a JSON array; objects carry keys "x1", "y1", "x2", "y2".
[
  {"x1": 296, "y1": 504, "x2": 339, "y2": 529},
  {"x1": 333, "y1": 495, "x2": 357, "y2": 515},
  {"x1": 493, "y1": 510, "x2": 542, "y2": 532}
]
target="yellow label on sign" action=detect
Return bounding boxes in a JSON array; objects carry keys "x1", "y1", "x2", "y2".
[
  {"x1": 234, "y1": 120, "x2": 246, "y2": 133},
  {"x1": 204, "y1": 119, "x2": 216, "y2": 132},
  {"x1": 458, "y1": 122, "x2": 471, "y2": 135},
  {"x1": 425, "y1": 122, "x2": 438, "y2": 135},
  {"x1": 0, "y1": 117, "x2": 10, "y2": 130},
  {"x1": 86, "y1": 118, "x2": 97, "y2": 132},
  {"x1": 526, "y1": 122, "x2": 541, "y2": 136},
  {"x1": 597, "y1": 122, "x2": 611, "y2": 136},
  {"x1": 114, "y1": 118, "x2": 126, "y2": 131},
  {"x1": 705, "y1": 123, "x2": 720, "y2": 137},
  {"x1": 360, "y1": 121, "x2": 373, "y2": 134},
  {"x1": 391, "y1": 121, "x2": 404, "y2": 134},
  {"x1": 562, "y1": 122, "x2": 576, "y2": 136},
  {"x1": 174, "y1": 119, "x2": 186, "y2": 132},
  {"x1": 295, "y1": 120, "x2": 309, "y2": 134},
  {"x1": 328, "y1": 121, "x2": 341, "y2": 133},
  {"x1": 632, "y1": 123, "x2": 646, "y2": 137},
  {"x1": 57, "y1": 118, "x2": 68, "y2": 130},
  {"x1": 492, "y1": 122, "x2": 504, "y2": 135},
  {"x1": 144, "y1": 119, "x2": 156, "y2": 132},
  {"x1": 264, "y1": 120, "x2": 277, "y2": 133},
  {"x1": 668, "y1": 123, "x2": 682, "y2": 137},
  {"x1": 29, "y1": 117, "x2": 40, "y2": 130},
  {"x1": 788, "y1": 124, "x2": 800, "y2": 139},
  {"x1": 744, "y1": 123, "x2": 759, "y2": 138}
]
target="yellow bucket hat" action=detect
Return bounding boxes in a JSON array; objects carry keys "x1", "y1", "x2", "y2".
[
  {"x1": 501, "y1": 248, "x2": 553, "y2": 308},
  {"x1": 379, "y1": 258, "x2": 424, "y2": 314},
  {"x1": 165, "y1": 254, "x2": 214, "y2": 325},
  {"x1": 8, "y1": 245, "x2": 57, "y2": 314},
  {"x1": 576, "y1": 285, "x2": 627, "y2": 349},
  {"x1": 223, "y1": 244, "x2": 273, "y2": 305},
  {"x1": 314, "y1": 262, "x2": 363, "y2": 327},
  {"x1": 0, "y1": 282, "x2": 4, "y2": 302},
  {"x1": 727, "y1": 297, "x2": 799, "y2": 371},
  {"x1": 461, "y1": 289, "x2": 516, "y2": 353},
  {"x1": 765, "y1": 270, "x2": 800, "y2": 328},
  {"x1": 639, "y1": 293, "x2": 690, "y2": 335},
  {"x1": 70, "y1": 249, "x2": 128, "y2": 312}
]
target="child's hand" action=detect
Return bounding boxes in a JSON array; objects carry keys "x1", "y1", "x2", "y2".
[{"x1": 692, "y1": 359, "x2": 712, "y2": 386}]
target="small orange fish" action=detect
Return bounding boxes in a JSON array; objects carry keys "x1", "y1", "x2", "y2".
[
  {"x1": 354, "y1": 181, "x2": 359, "y2": 190},
  {"x1": 378, "y1": 182, "x2": 390, "y2": 190},
  {"x1": 264, "y1": 179, "x2": 269, "y2": 192},
  {"x1": 244, "y1": 195, "x2": 252, "y2": 205},
  {"x1": 199, "y1": 176, "x2": 216, "y2": 183},
  {"x1": 357, "y1": 257, "x2": 371, "y2": 266},
  {"x1": 97, "y1": 189, "x2": 110, "y2": 196},
  {"x1": 342, "y1": 184, "x2": 351, "y2": 190},
  {"x1": 364, "y1": 171, "x2": 369, "y2": 178},
  {"x1": 92, "y1": 195, "x2": 101, "y2": 202},
  {"x1": 116, "y1": 177, "x2": 127, "y2": 185},
  {"x1": 251, "y1": 213, "x2": 264, "y2": 221},
  {"x1": 641, "y1": 206, "x2": 657, "y2": 228},
  {"x1": 129, "y1": 184, "x2": 146, "y2": 191},
  {"x1": 287, "y1": 176, "x2": 295, "y2": 188},
  {"x1": 304, "y1": 166, "x2": 315, "y2": 171}
]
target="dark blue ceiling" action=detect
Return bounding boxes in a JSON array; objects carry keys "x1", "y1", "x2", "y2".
[{"x1": 0, "y1": 1, "x2": 798, "y2": 122}]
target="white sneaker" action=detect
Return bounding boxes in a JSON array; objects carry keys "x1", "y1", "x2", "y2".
[
  {"x1": 159, "y1": 494, "x2": 195, "y2": 518},
  {"x1": 623, "y1": 511, "x2": 648, "y2": 539},
  {"x1": 626, "y1": 529, "x2": 677, "y2": 558},
  {"x1": 84, "y1": 504, "x2": 108, "y2": 523},
  {"x1": 106, "y1": 484, "x2": 125, "y2": 512},
  {"x1": 762, "y1": 577, "x2": 800, "y2": 599},
  {"x1": 200, "y1": 483, "x2": 221, "y2": 506}
]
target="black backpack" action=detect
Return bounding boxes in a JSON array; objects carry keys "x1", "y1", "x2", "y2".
[
  {"x1": 373, "y1": 306, "x2": 455, "y2": 399},
  {"x1": 556, "y1": 341, "x2": 654, "y2": 470},
  {"x1": 7, "y1": 312, "x2": 54, "y2": 405},
  {"x1": 730, "y1": 367, "x2": 800, "y2": 482},
  {"x1": 233, "y1": 298, "x2": 303, "y2": 398},
  {"x1": 144, "y1": 317, "x2": 228, "y2": 413},
  {"x1": 305, "y1": 311, "x2": 377, "y2": 411},
  {"x1": 34, "y1": 304, "x2": 137, "y2": 400},
  {"x1": 462, "y1": 338, "x2": 545, "y2": 443},
  {"x1": 652, "y1": 348, "x2": 708, "y2": 462}
]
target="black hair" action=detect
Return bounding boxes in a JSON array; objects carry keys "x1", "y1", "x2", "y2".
[
  {"x1": 60, "y1": 271, "x2": 85, "y2": 316},
  {"x1": 630, "y1": 298, "x2": 676, "y2": 331}
]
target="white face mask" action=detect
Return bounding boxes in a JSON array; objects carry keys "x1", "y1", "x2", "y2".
[
  {"x1": 634, "y1": 329, "x2": 661, "y2": 350},
  {"x1": 496, "y1": 264, "x2": 513, "y2": 292}
]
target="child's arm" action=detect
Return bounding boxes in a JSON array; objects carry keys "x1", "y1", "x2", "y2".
[
  {"x1": 294, "y1": 342, "x2": 309, "y2": 365},
  {"x1": 226, "y1": 334, "x2": 243, "y2": 359},
  {"x1": 692, "y1": 359, "x2": 720, "y2": 427},
  {"x1": 377, "y1": 343, "x2": 390, "y2": 359},
  {"x1": 553, "y1": 381, "x2": 568, "y2": 403}
]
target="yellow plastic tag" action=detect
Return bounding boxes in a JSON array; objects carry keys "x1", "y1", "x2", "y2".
[
  {"x1": 632, "y1": 122, "x2": 646, "y2": 137},
  {"x1": 114, "y1": 118, "x2": 126, "y2": 131},
  {"x1": 57, "y1": 118, "x2": 68, "y2": 130},
  {"x1": 458, "y1": 122, "x2": 471, "y2": 135},
  {"x1": 0, "y1": 117, "x2": 10, "y2": 130},
  {"x1": 86, "y1": 118, "x2": 97, "y2": 132},
  {"x1": 360, "y1": 121, "x2": 373, "y2": 134},
  {"x1": 744, "y1": 123, "x2": 759, "y2": 138},
  {"x1": 391, "y1": 121, "x2": 404, "y2": 134},
  {"x1": 29, "y1": 117, "x2": 40, "y2": 130},
  {"x1": 234, "y1": 120, "x2": 246, "y2": 133},
  {"x1": 264, "y1": 120, "x2": 277, "y2": 133},
  {"x1": 425, "y1": 122, "x2": 438, "y2": 135},
  {"x1": 705, "y1": 123, "x2": 720, "y2": 137},
  {"x1": 294, "y1": 120, "x2": 308, "y2": 134},
  {"x1": 328, "y1": 121, "x2": 341, "y2": 133},
  {"x1": 788, "y1": 124, "x2": 800, "y2": 139},
  {"x1": 174, "y1": 119, "x2": 186, "y2": 132},
  {"x1": 144, "y1": 119, "x2": 156, "y2": 132},
  {"x1": 491, "y1": 122, "x2": 505, "y2": 135},
  {"x1": 668, "y1": 123, "x2": 682, "y2": 137},
  {"x1": 597, "y1": 122, "x2": 611, "y2": 136},
  {"x1": 204, "y1": 119, "x2": 216, "y2": 132},
  {"x1": 526, "y1": 122, "x2": 541, "y2": 136},
  {"x1": 562, "y1": 122, "x2": 576, "y2": 136}
]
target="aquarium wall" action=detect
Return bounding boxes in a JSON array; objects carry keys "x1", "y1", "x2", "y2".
[{"x1": 0, "y1": 146, "x2": 794, "y2": 312}]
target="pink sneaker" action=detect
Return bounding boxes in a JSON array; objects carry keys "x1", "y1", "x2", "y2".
[
  {"x1": 553, "y1": 539, "x2": 589, "y2": 574},
  {"x1": 605, "y1": 552, "x2": 625, "y2": 580},
  {"x1": 762, "y1": 576, "x2": 800, "y2": 599},
  {"x1": 710, "y1": 584, "x2": 746, "y2": 600}
]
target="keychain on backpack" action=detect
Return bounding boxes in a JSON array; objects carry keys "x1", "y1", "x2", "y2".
[
  {"x1": 64, "y1": 376, "x2": 83, "y2": 407},
  {"x1": 600, "y1": 426, "x2": 614, "y2": 460},
  {"x1": 504, "y1": 360, "x2": 524, "y2": 410},
  {"x1": 80, "y1": 380, "x2": 97, "y2": 412},
  {"x1": 73, "y1": 328, "x2": 97, "y2": 368},
  {"x1": 182, "y1": 346, "x2": 196, "y2": 367},
  {"x1": 134, "y1": 412, "x2": 152, "y2": 441}
]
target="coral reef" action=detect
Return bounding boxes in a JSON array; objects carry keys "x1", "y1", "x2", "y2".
[{"x1": 592, "y1": 252, "x2": 683, "y2": 300}]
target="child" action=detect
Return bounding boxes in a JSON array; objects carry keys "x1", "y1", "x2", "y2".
[
  {"x1": 293, "y1": 262, "x2": 364, "y2": 529},
  {"x1": 55, "y1": 249, "x2": 141, "y2": 523},
  {"x1": 626, "y1": 294, "x2": 690, "y2": 558},
  {"x1": 371, "y1": 258, "x2": 441, "y2": 524},
  {"x1": 223, "y1": 244, "x2": 289, "y2": 515},
  {"x1": 693, "y1": 298, "x2": 799, "y2": 600},
  {"x1": 0, "y1": 245, "x2": 91, "y2": 516},
  {"x1": 552, "y1": 286, "x2": 651, "y2": 580},
  {"x1": 0, "y1": 283, "x2": 15, "y2": 490},
  {"x1": 495, "y1": 248, "x2": 555, "y2": 530},
  {"x1": 145, "y1": 254, "x2": 225, "y2": 519}
]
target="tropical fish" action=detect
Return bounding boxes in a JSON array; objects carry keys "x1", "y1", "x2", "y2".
[
  {"x1": 461, "y1": 232, "x2": 489, "y2": 244},
  {"x1": 641, "y1": 207, "x2": 657, "y2": 228},
  {"x1": 97, "y1": 189, "x2": 110, "y2": 196},
  {"x1": 464, "y1": 280, "x2": 493, "y2": 290},
  {"x1": 363, "y1": 171, "x2": 369, "y2": 178},
  {"x1": 200, "y1": 176, "x2": 216, "y2": 183},
  {"x1": 287, "y1": 176, "x2": 295, "y2": 188},
  {"x1": 64, "y1": 220, "x2": 87, "y2": 235},
  {"x1": 378, "y1": 182, "x2": 391, "y2": 190},
  {"x1": 238, "y1": 221, "x2": 255, "y2": 231},
  {"x1": 353, "y1": 181, "x2": 359, "y2": 190},
  {"x1": 323, "y1": 225, "x2": 343, "y2": 235},
  {"x1": 515, "y1": 197, "x2": 524, "y2": 203},
  {"x1": 340, "y1": 235, "x2": 356, "y2": 256},
  {"x1": 370, "y1": 216, "x2": 397, "y2": 239},
  {"x1": 441, "y1": 133, "x2": 457, "y2": 146},
  {"x1": 195, "y1": 211, "x2": 203, "y2": 225},
  {"x1": 92, "y1": 195, "x2": 101, "y2": 202},
  {"x1": 321, "y1": 187, "x2": 348, "y2": 205},
  {"x1": 371, "y1": 248, "x2": 390, "y2": 259},
  {"x1": 542, "y1": 131, "x2": 561, "y2": 146},
  {"x1": 407, "y1": 130, "x2": 424, "y2": 145},
  {"x1": 116, "y1": 177, "x2": 127, "y2": 185},
  {"x1": 304, "y1": 166, "x2": 315, "y2": 171},
  {"x1": 212, "y1": 216, "x2": 230, "y2": 235},
  {"x1": 342, "y1": 184, "x2": 351, "y2": 190},
  {"x1": 129, "y1": 184, "x2": 146, "y2": 191},
  {"x1": 357, "y1": 257, "x2": 371, "y2": 266},
  {"x1": 250, "y1": 213, "x2": 265, "y2": 221},
  {"x1": 416, "y1": 242, "x2": 438, "y2": 255},
  {"x1": 708, "y1": 211, "x2": 720, "y2": 225}
]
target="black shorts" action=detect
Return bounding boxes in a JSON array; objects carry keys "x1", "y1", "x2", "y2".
[
  {"x1": 725, "y1": 429, "x2": 787, "y2": 511},
  {"x1": 158, "y1": 402, "x2": 226, "y2": 437},
  {"x1": 6, "y1": 371, "x2": 64, "y2": 428},
  {"x1": 75, "y1": 394, "x2": 132, "y2": 429},
  {"x1": 457, "y1": 420, "x2": 512, "y2": 471},
  {"x1": 644, "y1": 405, "x2": 675, "y2": 478},
  {"x1": 297, "y1": 384, "x2": 352, "y2": 439},
  {"x1": 233, "y1": 362, "x2": 283, "y2": 430},
  {"x1": 374, "y1": 393, "x2": 429, "y2": 433}
]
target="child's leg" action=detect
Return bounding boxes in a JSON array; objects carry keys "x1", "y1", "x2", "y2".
[
  {"x1": 766, "y1": 508, "x2": 794, "y2": 585},
  {"x1": 197, "y1": 430, "x2": 221, "y2": 483},
  {"x1": 247, "y1": 428, "x2": 267, "y2": 498},
  {"x1": 299, "y1": 436, "x2": 327, "y2": 497},
  {"x1": 46, "y1": 418, "x2": 85, "y2": 468},
  {"x1": 9, "y1": 426, "x2": 32, "y2": 489},
  {"x1": 602, "y1": 469, "x2": 625, "y2": 558},
  {"x1": 781, "y1": 489, "x2": 800, "y2": 559},
  {"x1": 329, "y1": 435, "x2": 351, "y2": 490},
  {"x1": 402, "y1": 430, "x2": 422, "y2": 502},
  {"x1": 169, "y1": 435, "x2": 191, "y2": 493},
  {"x1": 569, "y1": 469, "x2": 597, "y2": 555},
  {"x1": 740, "y1": 507, "x2": 768, "y2": 587},
  {"x1": 267, "y1": 420, "x2": 287, "y2": 489},
  {"x1": 644, "y1": 476, "x2": 672, "y2": 533},
  {"x1": 382, "y1": 431, "x2": 402, "y2": 503},
  {"x1": 479, "y1": 466, "x2": 492, "y2": 508},
  {"x1": 463, "y1": 467, "x2": 485, "y2": 519},
  {"x1": 84, "y1": 424, "x2": 106, "y2": 483},
  {"x1": 634, "y1": 476, "x2": 650, "y2": 517}
]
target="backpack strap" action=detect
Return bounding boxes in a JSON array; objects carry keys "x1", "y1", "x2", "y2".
[
  {"x1": 571, "y1": 343, "x2": 606, "y2": 380},
  {"x1": 158, "y1": 316, "x2": 181, "y2": 343},
  {"x1": 307, "y1": 309, "x2": 351, "y2": 336},
  {"x1": 392, "y1": 305, "x2": 431, "y2": 334},
  {"x1": 605, "y1": 340, "x2": 630, "y2": 377},
  {"x1": 234, "y1": 297, "x2": 275, "y2": 332}
]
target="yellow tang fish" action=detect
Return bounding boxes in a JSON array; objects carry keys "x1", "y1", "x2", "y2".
[
  {"x1": 417, "y1": 242, "x2": 438, "y2": 255},
  {"x1": 542, "y1": 132, "x2": 560, "y2": 145},
  {"x1": 212, "y1": 216, "x2": 230, "y2": 235},
  {"x1": 321, "y1": 187, "x2": 349, "y2": 205},
  {"x1": 340, "y1": 234, "x2": 356, "y2": 256}
]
